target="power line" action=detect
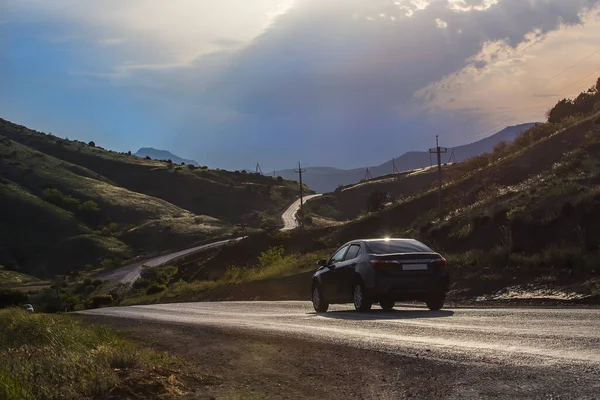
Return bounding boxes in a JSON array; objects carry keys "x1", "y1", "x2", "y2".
[{"x1": 549, "y1": 48, "x2": 600, "y2": 80}]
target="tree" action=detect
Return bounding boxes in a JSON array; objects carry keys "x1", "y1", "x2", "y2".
[
  {"x1": 145, "y1": 156, "x2": 151, "y2": 160},
  {"x1": 367, "y1": 190, "x2": 387, "y2": 212},
  {"x1": 88, "y1": 141, "x2": 95, "y2": 147},
  {"x1": 546, "y1": 98, "x2": 575, "y2": 123}
]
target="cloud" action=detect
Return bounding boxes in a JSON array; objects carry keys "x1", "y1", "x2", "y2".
[
  {"x1": 4, "y1": 0, "x2": 600, "y2": 169},
  {"x1": 435, "y1": 18, "x2": 448, "y2": 28}
]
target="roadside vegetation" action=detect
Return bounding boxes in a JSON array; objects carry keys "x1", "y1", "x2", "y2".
[
  {"x1": 0, "y1": 308, "x2": 191, "y2": 399},
  {"x1": 121, "y1": 246, "x2": 330, "y2": 305}
]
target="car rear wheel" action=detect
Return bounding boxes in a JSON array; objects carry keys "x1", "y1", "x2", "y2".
[
  {"x1": 379, "y1": 299, "x2": 395, "y2": 311},
  {"x1": 426, "y1": 293, "x2": 446, "y2": 311},
  {"x1": 312, "y1": 285, "x2": 329, "y2": 313},
  {"x1": 353, "y1": 282, "x2": 372, "y2": 312}
]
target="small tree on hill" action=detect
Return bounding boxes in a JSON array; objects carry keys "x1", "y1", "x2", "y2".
[
  {"x1": 88, "y1": 141, "x2": 95, "y2": 147},
  {"x1": 367, "y1": 190, "x2": 387, "y2": 212}
]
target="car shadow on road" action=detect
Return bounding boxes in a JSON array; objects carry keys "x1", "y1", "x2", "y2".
[{"x1": 312, "y1": 309, "x2": 454, "y2": 320}]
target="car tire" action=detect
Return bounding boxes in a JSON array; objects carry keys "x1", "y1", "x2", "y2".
[
  {"x1": 312, "y1": 285, "x2": 329, "y2": 313},
  {"x1": 379, "y1": 299, "x2": 395, "y2": 311},
  {"x1": 353, "y1": 281, "x2": 372, "y2": 312},
  {"x1": 426, "y1": 293, "x2": 446, "y2": 311}
]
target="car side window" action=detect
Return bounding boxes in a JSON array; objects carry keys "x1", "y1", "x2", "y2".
[
  {"x1": 344, "y1": 244, "x2": 361, "y2": 260},
  {"x1": 329, "y1": 246, "x2": 349, "y2": 264}
]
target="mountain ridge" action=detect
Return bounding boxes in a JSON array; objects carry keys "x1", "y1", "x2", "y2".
[
  {"x1": 273, "y1": 123, "x2": 538, "y2": 193},
  {"x1": 134, "y1": 147, "x2": 199, "y2": 166}
]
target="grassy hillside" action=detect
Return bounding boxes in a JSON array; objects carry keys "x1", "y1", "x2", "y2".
[
  {"x1": 306, "y1": 165, "x2": 443, "y2": 221},
  {"x1": 0, "y1": 117, "x2": 306, "y2": 280},
  {"x1": 0, "y1": 118, "x2": 308, "y2": 224}
]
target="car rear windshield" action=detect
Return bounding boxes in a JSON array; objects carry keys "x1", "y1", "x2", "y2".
[{"x1": 366, "y1": 240, "x2": 433, "y2": 254}]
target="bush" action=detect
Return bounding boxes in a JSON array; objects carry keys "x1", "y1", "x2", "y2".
[
  {"x1": 187, "y1": 164, "x2": 196, "y2": 170},
  {"x1": 145, "y1": 155, "x2": 151, "y2": 160},
  {"x1": 257, "y1": 246, "x2": 285, "y2": 269},
  {"x1": 145, "y1": 284, "x2": 167, "y2": 295},
  {"x1": 87, "y1": 294, "x2": 112, "y2": 309},
  {"x1": 88, "y1": 141, "x2": 95, "y2": 147},
  {"x1": 42, "y1": 188, "x2": 80, "y2": 212}
]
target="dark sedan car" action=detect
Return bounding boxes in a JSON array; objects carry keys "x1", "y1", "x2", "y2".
[{"x1": 311, "y1": 238, "x2": 449, "y2": 312}]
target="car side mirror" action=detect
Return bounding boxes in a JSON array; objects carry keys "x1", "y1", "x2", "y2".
[{"x1": 317, "y1": 259, "x2": 328, "y2": 267}]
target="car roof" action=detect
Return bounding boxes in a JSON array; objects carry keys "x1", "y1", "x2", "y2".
[{"x1": 344, "y1": 238, "x2": 421, "y2": 245}]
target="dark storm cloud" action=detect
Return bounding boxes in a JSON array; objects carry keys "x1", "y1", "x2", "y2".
[{"x1": 131, "y1": 0, "x2": 600, "y2": 169}]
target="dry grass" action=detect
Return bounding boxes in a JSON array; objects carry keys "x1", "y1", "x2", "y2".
[{"x1": 0, "y1": 308, "x2": 185, "y2": 400}]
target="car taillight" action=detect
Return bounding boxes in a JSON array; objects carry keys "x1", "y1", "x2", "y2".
[{"x1": 430, "y1": 258, "x2": 447, "y2": 267}]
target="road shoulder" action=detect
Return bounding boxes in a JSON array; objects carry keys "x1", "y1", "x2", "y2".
[{"x1": 82, "y1": 315, "x2": 597, "y2": 399}]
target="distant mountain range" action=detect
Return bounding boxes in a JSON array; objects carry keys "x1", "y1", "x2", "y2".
[
  {"x1": 273, "y1": 123, "x2": 538, "y2": 193},
  {"x1": 134, "y1": 147, "x2": 199, "y2": 166}
]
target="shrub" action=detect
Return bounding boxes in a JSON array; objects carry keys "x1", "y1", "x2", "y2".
[
  {"x1": 42, "y1": 188, "x2": 80, "y2": 212},
  {"x1": 187, "y1": 164, "x2": 196, "y2": 170},
  {"x1": 88, "y1": 141, "x2": 95, "y2": 147},
  {"x1": 257, "y1": 246, "x2": 285, "y2": 269},
  {"x1": 87, "y1": 294, "x2": 112, "y2": 309},
  {"x1": 145, "y1": 156, "x2": 151, "y2": 160},
  {"x1": 145, "y1": 284, "x2": 167, "y2": 295}
]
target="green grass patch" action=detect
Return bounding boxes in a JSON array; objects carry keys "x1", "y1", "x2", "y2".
[
  {"x1": 0, "y1": 267, "x2": 41, "y2": 287},
  {"x1": 0, "y1": 308, "x2": 183, "y2": 400},
  {"x1": 122, "y1": 248, "x2": 330, "y2": 305}
]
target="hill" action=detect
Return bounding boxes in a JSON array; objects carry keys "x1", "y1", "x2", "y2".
[
  {"x1": 134, "y1": 147, "x2": 199, "y2": 166},
  {"x1": 273, "y1": 123, "x2": 537, "y2": 193},
  {"x1": 129, "y1": 78, "x2": 600, "y2": 306},
  {"x1": 0, "y1": 117, "x2": 306, "y2": 279}
]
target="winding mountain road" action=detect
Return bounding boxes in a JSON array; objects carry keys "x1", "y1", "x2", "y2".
[
  {"x1": 97, "y1": 195, "x2": 319, "y2": 285},
  {"x1": 96, "y1": 237, "x2": 245, "y2": 285},
  {"x1": 281, "y1": 194, "x2": 322, "y2": 230}
]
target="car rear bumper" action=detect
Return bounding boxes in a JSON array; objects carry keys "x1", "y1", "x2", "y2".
[{"x1": 366, "y1": 271, "x2": 449, "y2": 301}]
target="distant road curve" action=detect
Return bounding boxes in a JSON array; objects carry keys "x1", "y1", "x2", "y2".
[
  {"x1": 96, "y1": 237, "x2": 245, "y2": 285},
  {"x1": 281, "y1": 194, "x2": 322, "y2": 231},
  {"x1": 98, "y1": 194, "x2": 320, "y2": 285}
]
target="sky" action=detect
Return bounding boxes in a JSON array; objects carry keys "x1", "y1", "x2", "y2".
[{"x1": 2, "y1": 0, "x2": 600, "y2": 171}]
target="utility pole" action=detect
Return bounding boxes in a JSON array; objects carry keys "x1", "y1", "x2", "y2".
[
  {"x1": 294, "y1": 162, "x2": 307, "y2": 228},
  {"x1": 364, "y1": 167, "x2": 373, "y2": 180},
  {"x1": 429, "y1": 135, "x2": 447, "y2": 219},
  {"x1": 392, "y1": 158, "x2": 399, "y2": 174},
  {"x1": 255, "y1": 162, "x2": 263, "y2": 175}
]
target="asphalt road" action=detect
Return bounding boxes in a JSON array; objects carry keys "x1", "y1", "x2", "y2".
[
  {"x1": 95, "y1": 237, "x2": 244, "y2": 284},
  {"x1": 281, "y1": 194, "x2": 322, "y2": 230},
  {"x1": 82, "y1": 301, "x2": 600, "y2": 368}
]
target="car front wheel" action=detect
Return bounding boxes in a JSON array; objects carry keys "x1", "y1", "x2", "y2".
[
  {"x1": 312, "y1": 285, "x2": 329, "y2": 313},
  {"x1": 426, "y1": 293, "x2": 446, "y2": 311},
  {"x1": 353, "y1": 282, "x2": 372, "y2": 312}
]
